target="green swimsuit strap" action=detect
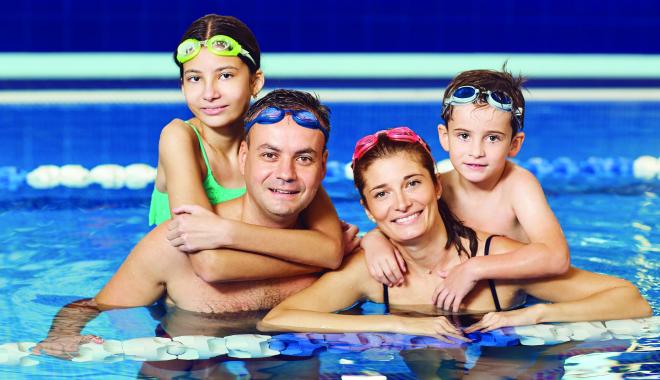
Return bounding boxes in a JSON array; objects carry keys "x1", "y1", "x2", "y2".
[{"x1": 184, "y1": 120, "x2": 213, "y2": 178}]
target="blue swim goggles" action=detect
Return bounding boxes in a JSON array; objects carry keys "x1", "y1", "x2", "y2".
[
  {"x1": 245, "y1": 106, "x2": 329, "y2": 144},
  {"x1": 443, "y1": 86, "x2": 523, "y2": 129}
]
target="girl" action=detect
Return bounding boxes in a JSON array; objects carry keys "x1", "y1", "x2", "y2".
[{"x1": 150, "y1": 14, "x2": 353, "y2": 269}]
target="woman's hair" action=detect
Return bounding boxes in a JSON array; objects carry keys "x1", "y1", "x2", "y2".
[
  {"x1": 174, "y1": 14, "x2": 261, "y2": 78},
  {"x1": 353, "y1": 134, "x2": 478, "y2": 258}
]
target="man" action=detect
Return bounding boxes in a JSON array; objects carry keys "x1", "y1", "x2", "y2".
[{"x1": 35, "y1": 89, "x2": 348, "y2": 356}]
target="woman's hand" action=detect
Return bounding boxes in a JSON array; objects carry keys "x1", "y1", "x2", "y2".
[
  {"x1": 32, "y1": 334, "x2": 103, "y2": 360},
  {"x1": 167, "y1": 205, "x2": 229, "y2": 252},
  {"x1": 362, "y1": 229, "x2": 407, "y2": 287},
  {"x1": 398, "y1": 316, "x2": 471, "y2": 343},
  {"x1": 464, "y1": 305, "x2": 544, "y2": 333}
]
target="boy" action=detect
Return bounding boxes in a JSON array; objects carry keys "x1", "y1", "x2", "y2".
[{"x1": 363, "y1": 68, "x2": 570, "y2": 312}]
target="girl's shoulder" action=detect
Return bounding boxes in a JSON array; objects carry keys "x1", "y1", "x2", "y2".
[{"x1": 159, "y1": 119, "x2": 198, "y2": 146}]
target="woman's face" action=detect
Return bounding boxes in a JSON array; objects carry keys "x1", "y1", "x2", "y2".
[
  {"x1": 361, "y1": 152, "x2": 441, "y2": 244},
  {"x1": 181, "y1": 48, "x2": 262, "y2": 129}
]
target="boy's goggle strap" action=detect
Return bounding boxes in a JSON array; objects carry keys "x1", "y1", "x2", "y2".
[
  {"x1": 352, "y1": 126, "x2": 431, "y2": 167},
  {"x1": 245, "y1": 106, "x2": 329, "y2": 143},
  {"x1": 176, "y1": 35, "x2": 256, "y2": 66},
  {"x1": 443, "y1": 86, "x2": 523, "y2": 126}
]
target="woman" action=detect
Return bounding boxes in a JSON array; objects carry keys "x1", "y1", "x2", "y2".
[{"x1": 260, "y1": 127, "x2": 652, "y2": 341}]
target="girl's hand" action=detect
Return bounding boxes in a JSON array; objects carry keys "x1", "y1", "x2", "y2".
[
  {"x1": 341, "y1": 221, "x2": 361, "y2": 255},
  {"x1": 362, "y1": 229, "x2": 407, "y2": 287},
  {"x1": 399, "y1": 316, "x2": 471, "y2": 343},
  {"x1": 32, "y1": 334, "x2": 103, "y2": 360},
  {"x1": 464, "y1": 305, "x2": 544, "y2": 333},
  {"x1": 167, "y1": 205, "x2": 229, "y2": 252}
]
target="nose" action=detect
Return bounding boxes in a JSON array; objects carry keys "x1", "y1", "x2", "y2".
[
  {"x1": 202, "y1": 78, "x2": 221, "y2": 101},
  {"x1": 276, "y1": 157, "x2": 297, "y2": 183},
  {"x1": 469, "y1": 139, "x2": 485, "y2": 158},
  {"x1": 394, "y1": 190, "x2": 412, "y2": 212}
]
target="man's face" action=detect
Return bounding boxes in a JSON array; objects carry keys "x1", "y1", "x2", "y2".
[{"x1": 240, "y1": 114, "x2": 327, "y2": 223}]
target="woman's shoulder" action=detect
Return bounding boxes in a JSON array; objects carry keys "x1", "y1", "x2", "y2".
[{"x1": 471, "y1": 232, "x2": 524, "y2": 257}]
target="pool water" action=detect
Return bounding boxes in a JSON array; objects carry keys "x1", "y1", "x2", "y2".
[
  {"x1": 0, "y1": 183, "x2": 658, "y2": 378},
  {"x1": 0, "y1": 99, "x2": 658, "y2": 378}
]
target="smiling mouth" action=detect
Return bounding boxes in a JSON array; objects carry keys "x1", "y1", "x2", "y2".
[
  {"x1": 392, "y1": 211, "x2": 422, "y2": 224},
  {"x1": 269, "y1": 188, "x2": 300, "y2": 196},
  {"x1": 201, "y1": 105, "x2": 228, "y2": 115}
]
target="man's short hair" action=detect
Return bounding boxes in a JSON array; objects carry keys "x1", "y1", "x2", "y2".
[
  {"x1": 244, "y1": 89, "x2": 331, "y2": 147},
  {"x1": 441, "y1": 65, "x2": 526, "y2": 135}
]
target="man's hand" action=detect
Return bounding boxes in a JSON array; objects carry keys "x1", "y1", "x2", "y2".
[
  {"x1": 362, "y1": 229, "x2": 407, "y2": 287},
  {"x1": 32, "y1": 334, "x2": 103, "y2": 360},
  {"x1": 464, "y1": 305, "x2": 544, "y2": 333},
  {"x1": 167, "y1": 205, "x2": 229, "y2": 252},
  {"x1": 341, "y1": 221, "x2": 361, "y2": 255},
  {"x1": 432, "y1": 260, "x2": 478, "y2": 312}
]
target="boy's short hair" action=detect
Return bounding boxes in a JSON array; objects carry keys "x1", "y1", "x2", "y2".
[
  {"x1": 245, "y1": 89, "x2": 331, "y2": 148},
  {"x1": 441, "y1": 66, "x2": 526, "y2": 135}
]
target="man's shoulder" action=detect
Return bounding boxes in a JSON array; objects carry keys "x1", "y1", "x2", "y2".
[{"x1": 214, "y1": 197, "x2": 244, "y2": 220}]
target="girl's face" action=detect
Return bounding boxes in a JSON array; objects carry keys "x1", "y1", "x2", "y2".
[
  {"x1": 181, "y1": 48, "x2": 263, "y2": 129},
  {"x1": 361, "y1": 152, "x2": 441, "y2": 244}
]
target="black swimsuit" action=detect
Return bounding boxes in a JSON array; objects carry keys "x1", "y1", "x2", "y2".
[{"x1": 382, "y1": 235, "x2": 502, "y2": 313}]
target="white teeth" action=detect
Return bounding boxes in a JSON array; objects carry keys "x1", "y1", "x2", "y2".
[
  {"x1": 394, "y1": 212, "x2": 420, "y2": 223},
  {"x1": 272, "y1": 189, "x2": 295, "y2": 194}
]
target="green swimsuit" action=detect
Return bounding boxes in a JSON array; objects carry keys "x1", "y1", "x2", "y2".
[{"x1": 148, "y1": 121, "x2": 246, "y2": 225}]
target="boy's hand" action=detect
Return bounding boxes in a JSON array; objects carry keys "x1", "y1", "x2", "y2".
[
  {"x1": 341, "y1": 220, "x2": 361, "y2": 255},
  {"x1": 362, "y1": 229, "x2": 407, "y2": 287},
  {"x1": 432, "y1": 260, "x2": 478, "y2": 312},
  {"x1": 167, "y1": 205, "x2": 229, "y2": 252}
]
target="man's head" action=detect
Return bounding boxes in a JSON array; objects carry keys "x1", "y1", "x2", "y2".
[
  {"x1": 441, "y1": 67, "x2": 526, "y2": 135},
  {"x1": 239, "y1": 89, "x2": 330, "y2": 225}
]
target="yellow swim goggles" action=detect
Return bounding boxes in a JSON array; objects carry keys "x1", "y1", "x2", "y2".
[{"x1": 176, "y1": 35, "x2": 256, "y2": 66}]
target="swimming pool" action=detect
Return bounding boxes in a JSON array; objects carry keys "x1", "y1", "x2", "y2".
[{"x1": 0, "y1": 96, "x2": 658, "y2": 378}]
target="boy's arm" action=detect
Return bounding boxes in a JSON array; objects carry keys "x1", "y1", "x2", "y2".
[
  {"x1": 435, "y1": 169, "x2": 570, "y2": 311},
  {"x1": 169, "y1": 186, "x2": 344, "y2": 271}
]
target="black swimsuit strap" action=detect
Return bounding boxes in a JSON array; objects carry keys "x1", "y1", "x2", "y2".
[
  {"x1": 382, "y1": 284, "x2": 390, "y2": 313},
  {"x1": 484, "y1": 235, "x2": 503, "y2": 312}
]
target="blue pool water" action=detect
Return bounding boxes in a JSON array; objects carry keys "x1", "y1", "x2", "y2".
[{"x1": 0, "y1": 99, "x2": 658, "y2": 378}]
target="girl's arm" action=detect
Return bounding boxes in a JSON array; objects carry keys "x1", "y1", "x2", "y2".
[
  {"x1": 158, "y1": 120, "x2": 214, "y2": 212},
  {"x1": 260, "y1": 253, "x2": 467, "y2": 341},
  {"x1": 173, "y1": 186, "x2": 345, "y2": 272}
]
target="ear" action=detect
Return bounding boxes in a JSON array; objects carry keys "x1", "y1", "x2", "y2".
[
  {"x1": 360, "y1": 199, "x2": 376, "y2": 223},
  {"x1": 239, "y1": 141, "x2": 248, "y2": 176},
  {"x1": 437, "y1": 123, "x2": 450, "y2": 152},
  {"x1": 507, "y1": 132, "x2": 525, "y2": 158},
  {"x1": 251, "y1": 69, "x2": 265, "y2": 98},
  {"x1": 321, "y1": 149, "x2": 328, "y2": 177},
  {"x1": 435, "y1": 175, "x2": 443, "y2": 200}
]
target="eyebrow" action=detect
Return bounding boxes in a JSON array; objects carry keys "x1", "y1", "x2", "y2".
[
  {"x1": 257, "y1": 145, "x2": 319, "y2": 156},
  {"x1": 368, "y1": 173, "x2": 423, "y2": 192},
  {"x1": 183, "y1": 65, "x2": 239, "y2": 75},
  {"x1": 453, "y1": 128, "x2": 506, "y2": 135}
]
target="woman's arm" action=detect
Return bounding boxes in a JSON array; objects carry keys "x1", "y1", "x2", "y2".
[
  {"x1": 259, "y1": 253, "x2": 468, "y2": 341},
  {"x1": 158, "y1": 120, "x2": 214, "y2": 212},
  {"x1": 520, "y1": 267, "x2": 652, "y2": 323}
]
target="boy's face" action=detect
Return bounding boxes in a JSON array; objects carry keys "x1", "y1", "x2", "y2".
[{"x1": 438, "y1": 104, "x2": 524, "y2": 185}]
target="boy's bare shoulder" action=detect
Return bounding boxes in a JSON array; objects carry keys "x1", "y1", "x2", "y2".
[{"x1": 502, "y1": 162, "x2": 542, "y2": 192}]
